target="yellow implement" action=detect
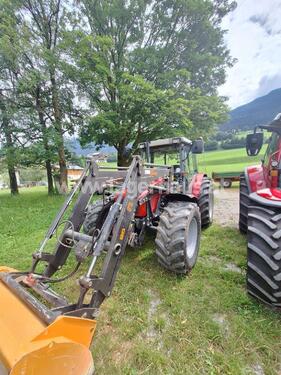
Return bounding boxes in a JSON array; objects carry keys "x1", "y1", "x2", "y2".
[{"x1": 0, "y1": 268, "x2": 96, "y2": 375}]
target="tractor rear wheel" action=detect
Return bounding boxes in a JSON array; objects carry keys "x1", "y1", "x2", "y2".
[
  {"x1": 155, "y1": 201, "x2": 201, "y2": 274},
  {"x1": 239, "y1": 173, "x2": 250, "y2": 233},
  {"x1": 198, "y1": 177, "x2": 214, "y2": 228},
  {"x1": 247, "y1": 204, "x2": 281, "y2": 307}
]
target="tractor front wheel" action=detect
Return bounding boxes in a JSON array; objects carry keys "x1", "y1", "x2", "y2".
[
  {"x1": 155, "y1": 201, "x2": 201, "y2": 274},
  {"x1": 83, "y1": 200, "x2": 112, "y2": 236},
  {"x1": 247, "y1": 204, "x2": 281, "y2": 307}
]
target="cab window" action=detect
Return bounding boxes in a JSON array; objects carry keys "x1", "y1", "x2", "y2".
[{"x1": 263, "y1": 132, "x2": 280, "y2": 166}]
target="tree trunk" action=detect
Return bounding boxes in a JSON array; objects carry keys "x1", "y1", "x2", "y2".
[
  {"x1": 8, "y1": 164, "x2": 19, "y2": 195},
  {"x1": 35, "y1": 86, "x2": 55, "y2": 195},
  {"x1": 57, "y1": 144, "x2": 68, "y2": 194},
  {"x1": 50, "y1": 72, "x2": 68, "y2": 194},
  {"x1": 1, "y1": 108, "x2": 19, "y2": 195},
  {"x1": 117, "y1": 147, "x2": 131, "y2": 167},
  {"x1": 45, "y1": 159, "x2": 54, "y2": 194}
]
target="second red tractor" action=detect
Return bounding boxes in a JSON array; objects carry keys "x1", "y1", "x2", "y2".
[{"x1": 239, "y1": 114, "x2": 281, "y2": 308}]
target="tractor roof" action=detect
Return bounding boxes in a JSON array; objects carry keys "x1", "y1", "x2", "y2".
[
  {"x1": 258, "y1": 113, "x2": 281, "y2": 135},
  {"x1": 139, "y1": 137, "x2": 192, "y2": 153}
]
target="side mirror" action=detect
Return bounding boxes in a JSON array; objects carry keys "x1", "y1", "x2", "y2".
[
  {"x1": 246, "y1": 133, "x2": 263, "y2": 156},
  {"x1": 192, "y1": 139, "x2": 204, "y2": 154}
]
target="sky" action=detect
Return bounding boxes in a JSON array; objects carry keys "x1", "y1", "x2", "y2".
[{"x1": 218, "y1": 0, "x2": 281, "y2": 109}]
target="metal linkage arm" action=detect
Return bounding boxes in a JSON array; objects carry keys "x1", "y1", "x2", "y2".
[
  {"x1": 42, "y1": 160, "x2": 99, "y2": 277},
  {"x1": 77, "y1": 156, "x2": 142, "y2": 312}
]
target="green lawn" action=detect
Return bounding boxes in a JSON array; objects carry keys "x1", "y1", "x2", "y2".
[
  {"x1": 197, "y1": 145, "x2": 267, "y2": 176},
  {"x1": 0, "y1": 188, "x2": 280, "y2": 374}
]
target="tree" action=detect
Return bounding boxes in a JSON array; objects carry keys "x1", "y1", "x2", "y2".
[
  {"x1": 0, "y1": 95, "x2": 19, "y2": 194},
  {"x1": 0, "y1": 0, "x2": 55, "y2": 194},
  {"x1": 79, "y1": 73, "x2": 193, "y2": 165},
  {"x1": 0, "y1": 2, "x2": 22, "y2": 194},
  {"x1": 69, "y1": 0, "x2": 235, "y2": 165},
  {"x1": 16, "y1": 0, "x2": 69, "y2": 193}
]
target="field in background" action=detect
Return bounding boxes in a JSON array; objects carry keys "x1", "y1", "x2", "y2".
[
  {"x1": 197, "y1": 145, "x2": 267, "y2": 177},
  {"x1": 0, "y1": 188, "x2": 280, "y2": 374}
]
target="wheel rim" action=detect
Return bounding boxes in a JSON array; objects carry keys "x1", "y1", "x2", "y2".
[
  {"x1": 185, "y1": 217, "x2": 198, "y2": 259},
  {"x1": 223, "y1": 180, "x2": 230, "y2": 188}
]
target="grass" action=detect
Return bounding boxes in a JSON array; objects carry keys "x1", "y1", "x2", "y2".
[
  {"x1": 197, "y1": 145, "x2": 267, "y2": 176},
  {"x1": 0, "y1": 187, "x2": 280, "y2": 374}
]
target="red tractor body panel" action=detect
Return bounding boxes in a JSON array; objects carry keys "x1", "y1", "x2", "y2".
[
  {"x1": 246, "y1": 164, "x2": 281, "y2": 202},
  {"x1": 190, "y1": 173, "x2": 205, "y2": 198},
  {"x1": 256, "y1": 188, "x2": 281, "y2": 201},
  {"x1": 121, "y1": 173, "x2": 204, "y2": 219},
  {"x1": 245, "y1": 165, "x2": 267, "y2": 192}
]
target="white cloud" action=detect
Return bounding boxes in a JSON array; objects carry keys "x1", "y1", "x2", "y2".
[{"x1": 218, "y1": 0, "x2": 281, "y2": 109}]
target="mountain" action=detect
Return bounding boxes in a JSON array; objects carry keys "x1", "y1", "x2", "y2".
[
  {"x1": 220, "y1": 88, "x2": 281, "y2": 131},
  {"x1": 65, "y1": 138, "x2": 116, "y2": 156}
]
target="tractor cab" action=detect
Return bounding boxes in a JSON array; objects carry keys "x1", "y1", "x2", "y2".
[{"x1": 139, "y1": 137, "x2": 204, "y2": 193}]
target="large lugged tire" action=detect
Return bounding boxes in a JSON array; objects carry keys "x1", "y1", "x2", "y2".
[
  {"x1": 155, "y1": 201, "x2": 201, "y2": 274},
  {"x1": 198, "y1": 177, "x2": 214, "y2": 228},
  {"x1": 83, "y1": 200, "x2": 104, "y2": 235},
  {"x1": 247, "y1": 204, "x2": 281, "y2": 307},
  {"x1": 239, "y1": 173, "x2": 250, "y2": 233}
]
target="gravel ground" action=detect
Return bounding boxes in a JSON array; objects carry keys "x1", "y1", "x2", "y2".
[{"x1": 213, "y1": 187, "x2": 239, "y2": 228}]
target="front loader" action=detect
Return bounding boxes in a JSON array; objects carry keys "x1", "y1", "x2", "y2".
[{"x1": 0, "y1": 137, "x2": 213, "y2": 374}]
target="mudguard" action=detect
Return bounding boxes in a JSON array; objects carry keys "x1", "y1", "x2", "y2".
[{"x1": 244, "y1": 165, "x2": 267, "y2": 193}]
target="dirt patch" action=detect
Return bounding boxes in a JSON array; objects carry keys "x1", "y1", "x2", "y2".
[
  {"x1": 212, "y1": 313, "x2": 230, "y2": 337},
  {"x1": 223, "y1": 262, "x2": 243, "y2": 273},
  {"x1": 251, "y1": 363, "x2": 265, "y2": 375},
  {"x1": 146, "y1": 289, "x2": 161, "y2": 339},
  {"x1": 112, "y1": 341, "x2": 133, "y2": 365},
  {"x1": 214, "y1": 188, "x2": 239, "y2": 228}
]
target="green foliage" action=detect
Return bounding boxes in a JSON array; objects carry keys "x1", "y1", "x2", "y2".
[
  {"x1": 80, "y1": 73, "x2": 193, "y2": 152},
  {"x1": 205, "y1": 140, "x2": 219, "y2": 151},
  {"x1": 20, "y1": 168, "x2": 46, "y2": 183},
  {"x1": 107, "y1": 153, "x2": 117, "y2": 163},
  {"x1": 221, "y1": 136, "x2": 246, "y2": 150},
  {"x1": 66, "y1": 0, "x2": 234, "y2": 163},
  {"x1": 0, "y1": 0, "x2": 236, "y2": 174}
]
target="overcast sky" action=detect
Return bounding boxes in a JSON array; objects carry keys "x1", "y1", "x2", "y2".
[{"x1": 218, "y1": 0, "x2": 281, "y2": 109}]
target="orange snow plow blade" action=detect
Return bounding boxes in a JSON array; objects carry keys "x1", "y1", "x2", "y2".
[{"x1": 0, "y1": 267, "x2": 96, "y2": 375}]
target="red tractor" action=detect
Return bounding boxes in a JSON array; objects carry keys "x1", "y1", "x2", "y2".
[
  {"x1": 84, "y1": 137, "x2": 214, "y2": 274},
  {"x1": 239, "y1": 114, "x2": 281, "y2": 308}
]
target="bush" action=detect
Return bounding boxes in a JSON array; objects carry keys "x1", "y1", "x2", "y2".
[
  {"x1": 205, "y1": 140, "x2": 218, "y2": 151},
  {"x1": 107, "y1": 153, "x2": 117, "y2": 162},
  {"x1": 221, "y1": 136, "x2": 246, "y2": 150},
  {"x1": 214, "y1": 131, "x2": 231, "y2": 142}
]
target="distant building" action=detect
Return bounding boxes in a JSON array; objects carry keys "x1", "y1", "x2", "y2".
[
  {"x1": 88, "y1": 152, "x2": 108, "y2": 163},
  {"x1": 67, "y1": 165, "x2": 84, "y2": 181},
  {"x1": 53, "y1": 164, "x2": 84, "y2": 183}
]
